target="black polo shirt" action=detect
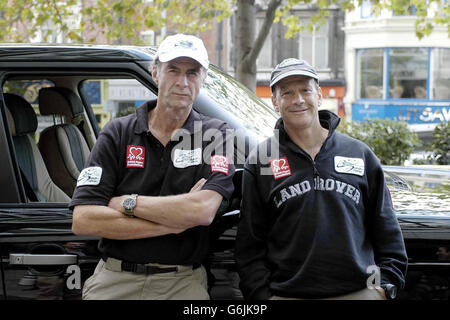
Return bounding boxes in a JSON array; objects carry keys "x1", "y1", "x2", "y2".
[{"x1": 70, "y1": 100, "x2": 235, "y2": 264}]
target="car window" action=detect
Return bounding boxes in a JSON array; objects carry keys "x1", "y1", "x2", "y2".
[
  {"x1": 1, "y1": 75, "x2": 157, "y2": 203},
  {"x1": 79, "y1": 78, "x2": 156, "y2": 128},
  {"x1": 385, "y1": 167, "x2": 450, "y2": 217},
  {"x1": 3, "y1": 80, "x2": 56, "y2": 142},
  {"x1": 203, "y1": 66, "x2": 278, "y2": 139}
]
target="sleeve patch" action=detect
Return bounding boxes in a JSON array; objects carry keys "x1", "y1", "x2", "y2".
[
  {"x1": 210, "y1": 155, "x2": 229, "y2": 175},
  {"x1": 77, "y1": 167, "x2": 103, "y2": 186}
]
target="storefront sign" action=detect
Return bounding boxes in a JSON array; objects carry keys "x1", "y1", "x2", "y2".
[{"x1": 352, "y1": 103, "x2": 450, "y2": 124}]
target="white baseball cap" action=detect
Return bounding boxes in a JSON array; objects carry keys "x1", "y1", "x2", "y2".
[{"x1": 155, "y1": 34, "x2": 209, "y2": 69}]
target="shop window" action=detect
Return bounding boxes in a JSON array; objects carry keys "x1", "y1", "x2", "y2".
[
  {"x1": 431, "y1": 48, "x2": 450, "y2": 100},
  {"x1": 389, "y1": 48, "x2": 428, "y2": 99},
  {"x1": 357, "y1": 49, "x2": 384, "y2": 99}
]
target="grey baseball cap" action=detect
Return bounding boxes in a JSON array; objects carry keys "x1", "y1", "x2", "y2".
[{"x1": 270, "y1": 58, "x2": 319, "y2": 90}]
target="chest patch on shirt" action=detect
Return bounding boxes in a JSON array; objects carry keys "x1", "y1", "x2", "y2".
[
  {"x1": 270, "y1": 157, "x2": 292, "y2": 180},
  {"x1": 334, "y1": 156, "x2": 365, "y2": 176},
  {"x1": 126, "y1": 145, "x2": 146, "y2": 168},
  {"x1": 77, "y1": 167, "x2": 102, "y2": 186},
  {"x1": 173, "y1": 148, "x2": 202, "y2": 168},
  {"x1": 211, "y1": 155, "x2": 229, "y2": 175}
]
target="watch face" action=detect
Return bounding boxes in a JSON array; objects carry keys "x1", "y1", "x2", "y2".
[
  {"x1": 388, "y1": 286, "x2": 397, "y2": 299},
  {"x1": 123, "y1": 198, "x2": 136, "y2": 210}
]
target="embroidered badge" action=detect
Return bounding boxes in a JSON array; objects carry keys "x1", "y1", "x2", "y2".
[
  {"x1": 270, "y1": 157, "x2": 292, "y2": 180},
  {"x1": 173, "y1": 148, "x2": 202, "y2": 168},
  {"x1": 211, "y1": 155, "x2": 229, "y2": 175},
  {"x1": 334, "y1": 156, "x2": 365, "y2": 176},
  {"x1": 126, "y1": 145, "x2": 146, "y2": 168},
  {"x1": 77, "y1": 167, "x2": 102, "y2": 186}
]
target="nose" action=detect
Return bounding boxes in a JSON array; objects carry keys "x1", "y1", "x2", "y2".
[
  {"x1": 293, "y1": 92, "x2": 305, "y2": 104},
  {"x1": 175, "y1": 73, "x2": 189, "y2": 87}
]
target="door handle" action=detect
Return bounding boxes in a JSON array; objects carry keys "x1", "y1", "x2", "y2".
[{"x1": 9, "y1": 253, "x2": 77, "y2": 266}]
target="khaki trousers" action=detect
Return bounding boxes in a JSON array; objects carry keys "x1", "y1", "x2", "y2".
[
  {"x1": 270, "y1": 287, "x2": 386, "y2": 300},
  {"x1": 82, "y1": 258, "x2": 209, "y2": 300}
]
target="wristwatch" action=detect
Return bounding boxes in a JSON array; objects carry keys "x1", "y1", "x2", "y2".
[
  {"x1": 381, "y1": 283, "x2": 398, "y2": 300},
  {"x1": 122, "y1": 194, "x2": 138, "y2": 217}
]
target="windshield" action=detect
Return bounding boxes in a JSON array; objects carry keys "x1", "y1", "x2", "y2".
[
  {"x1": 202, "y1": 66, "x2": 278, "y2": 139},
  {"x1": 385, "y1": 167, "x2": 450, "y2": 217}
]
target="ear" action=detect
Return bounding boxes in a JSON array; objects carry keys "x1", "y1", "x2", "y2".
[
  {"x1": 317, "y1": 87, "x2": 323, "y2": 107},
  {"x1": 152, "y1": 66, "x2": 159, "y2": 86},
  {"x1": 272, "y1": 94, "x2": 280, "y2": 113}
]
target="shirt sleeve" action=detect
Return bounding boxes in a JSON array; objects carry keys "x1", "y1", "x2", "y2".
[
  {"x1": 366, "y1": 153, "x2": 408, "y2": 289},
  {"x1": 202, "y1": 122, "x2": 235, "y2": 200},
  {"x1": 235, "y1": 157, "x2": 272, "y2": 300},
  {"x1": 69, "y1": 121, "x2": 120, "y2": 209}
]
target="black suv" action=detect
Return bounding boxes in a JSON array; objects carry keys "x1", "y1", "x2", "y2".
[{"x1": 0, "y1": 45, "x2": 448, "y2": 300}]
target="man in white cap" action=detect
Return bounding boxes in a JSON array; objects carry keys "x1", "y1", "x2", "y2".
[
  {"x1": 71, "y1": 34, "x2": 234, "y2": 300},
  {"x1": 236, "y1": 58, "x2": 407, "y2": 300}
]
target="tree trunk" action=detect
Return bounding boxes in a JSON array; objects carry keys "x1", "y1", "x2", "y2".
[
  {"x1": 235, "y1": 0, "x2": 256, "y2": 91},
  {"x1": 235, "y1": 0, "x2": 282, "y2": 92}
]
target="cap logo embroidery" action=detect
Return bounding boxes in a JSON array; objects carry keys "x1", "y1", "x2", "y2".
[
  {"x1": 270, "y1": 157, "x2": 292, "y2": 180},
  {"x1": 126, "y1": 145, "x2": 145, "y2": 168},
  {"x1": 175, "y1": 40, "x2": 194, "y2": 49},
  {"x1": 211, "y1": 155, "x2": 229, "y2": 175}
]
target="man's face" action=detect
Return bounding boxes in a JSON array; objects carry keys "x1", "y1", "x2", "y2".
[
  {"x1": 271, "y1": 76, "x2": 322, "y2": 130},
  {"x1": 152, "y1": 57, "x2": 206, "y2": 111}
]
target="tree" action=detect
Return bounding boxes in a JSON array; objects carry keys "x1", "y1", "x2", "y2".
[
  {"x1": 426, "y1": 121, "x2": 450, "y2": 165},
  {"x1": 0, "y1": 0, "x2": 232, "y2": 44},
  {"x1": 338, "y1": 119, "x2": 422, "y2": 165},
  {"x1": 0, "y1": 0, "x2": 448, "y2": 91},
  {"x1": 234, "y1": 0, "x2": 450, "y2": 91}
]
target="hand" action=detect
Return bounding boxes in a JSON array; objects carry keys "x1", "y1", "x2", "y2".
[
  {"x1": 108, "y1": 195, "x2": 127, "y2": 213},
  {"x1": 190, "y1": 178, "x2": 206, "y2": 192},
  {"x1": 376, "y1": 287, "x2": 387, "y2": 300}
]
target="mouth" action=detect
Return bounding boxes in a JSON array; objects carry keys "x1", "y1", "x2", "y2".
[
  {"x1": 289, "y1": 108, "x2": 308, "y2": 113},
  {"x1": 172, "y1": 93, "x2": 190, "y2": 97}
]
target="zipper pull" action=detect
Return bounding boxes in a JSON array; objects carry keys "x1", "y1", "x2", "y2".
[{"x1": 312, "y1": 163, "x2": 319, "y2": 177}]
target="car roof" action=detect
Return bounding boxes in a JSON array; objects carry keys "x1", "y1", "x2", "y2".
[{"x1": 0, "y1": 43, "x2": 156, "y2": 62}]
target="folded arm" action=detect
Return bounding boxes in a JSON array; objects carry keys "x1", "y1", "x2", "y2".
[{"x1": 72, "y1": 204, "x2": 185, "y2": 240}]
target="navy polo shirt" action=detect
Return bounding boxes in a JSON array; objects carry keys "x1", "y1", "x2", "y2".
[{"x1": 70, "y1": 100, "x2": 235, "y2": 264}]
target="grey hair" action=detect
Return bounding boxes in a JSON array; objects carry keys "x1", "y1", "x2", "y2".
[{"x1": 151, "y1": 56, "x2": 208, "y2": 81}]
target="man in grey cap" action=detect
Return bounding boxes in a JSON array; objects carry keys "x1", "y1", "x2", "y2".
[
  {"x1": 236, "y1": 58, "x2": 407, "y2": 300},
  {"x1": 71, "y1": 34, "x2": 235, "y2": 299}
]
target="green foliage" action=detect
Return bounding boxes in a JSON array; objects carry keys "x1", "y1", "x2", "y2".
[
  {"x1": 274, "y1": 0, "x2": 450, "y2": 40},
  {"x1": 338, "y1": 119, "x2": 422, "y2": 165},
  {"x1": 0, "y1": 0, "x2": 447, "y2": 45},
  {"x1": 426, "y1": 121, "x2": 450, "y2": 165},
  {"x1": 0, "y1": 0, "x2": 233, "y2": 44}
]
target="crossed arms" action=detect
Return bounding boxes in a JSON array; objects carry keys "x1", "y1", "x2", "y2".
[{"x1": 72, "y1": 178, "x2": 223, "y2": 240}]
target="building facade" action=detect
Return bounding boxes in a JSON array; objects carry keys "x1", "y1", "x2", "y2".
[
  {"x1": 225, "y1": 3, "x2": 347, "y2": 117},
  {"x1": 344, "y1": 1, "x2": 450, "y2": 143}
]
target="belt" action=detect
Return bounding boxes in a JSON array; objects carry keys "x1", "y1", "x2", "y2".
[{"x1": 102, "y1": 257, "x2": 201, "y2": 275}]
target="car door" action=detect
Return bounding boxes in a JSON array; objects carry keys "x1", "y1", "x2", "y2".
[
  {"x1": 0, "y1": 71, "x2": 105, "y2": 300},
  {"x1": 0, "y1": 60, "x2": 160, "y2": 300}
]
